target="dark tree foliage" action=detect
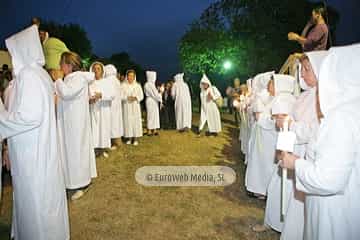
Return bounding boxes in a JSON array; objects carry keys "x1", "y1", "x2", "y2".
[{"x1": 179, "y1": 0, "x2": 339, "y2": 86}]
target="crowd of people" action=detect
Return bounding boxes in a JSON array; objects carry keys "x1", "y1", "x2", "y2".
[
  {"x1": 0, "y1": 21, "x2": 224, "y2": 239},
  {"x1": 0, "y1": 7, "x2": 359, "y2": 240}
]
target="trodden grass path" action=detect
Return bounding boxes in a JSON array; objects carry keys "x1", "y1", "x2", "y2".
[{"x1": 0, "y1": 113, "x2": 279, "y2": 240}]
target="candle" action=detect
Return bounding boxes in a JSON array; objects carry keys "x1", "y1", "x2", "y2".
[{"x1": 282, "y1": 115, "x2": 289, "y2": 217}]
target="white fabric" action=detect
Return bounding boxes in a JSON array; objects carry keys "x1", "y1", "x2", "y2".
[
  {"x1": 273, "y1": 74, "x2": 295, "y2": 95},
  {"x1": 121, "y1": 73, "x2": 144, "y2": 138},
  {"x1": 294, "y1": 44, "x2": 360, "y2": 240},
  {"x1": 199, "y1": 74, "x2": 222, "y2": 133},
  {"x1": 171, "y1": 73, "x2": 192, "y2": 130},
  {"x1": 271, "y1": 94, "x2": 297, "y2": 115},
  {"x1": 89, "y1": 62, "x2": 115, "y2": 148},
  {"x1": 4, "y1": 79, "x2": 14, "y2": 109},
  {"x1": 144, "y1": 71, "x2": 162, "y2": 130},
  {"x1": 1, "y1": 25, "x2": 69, "y2": 240},
  {"x1": 55, "y1": 71, "x2": 97, "y2": 189},
  {"x1": 104, "y1": 64, "x2": 124, "y2": 138}
]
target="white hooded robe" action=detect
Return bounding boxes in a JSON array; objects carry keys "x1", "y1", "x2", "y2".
[
  {"x1": 0, "y1": 25, "x2": 69, "y2": 240},
  {"x1": 199, "y1": 74, "x2": 222, "y2": 133},
  {"x1": 121, "y1": 74, "x2": 144, "y2": 138},
  {"x1": 55, "y1": 71, "x2": 97, "y2": 189},
  {"x1": 171, "y1": 73, "x2": 192, "y2": 130},
  {"x1": 144, "y1": 71, "x2": 162, "y2": 130},
  {"x1": 295, "y1": 44, "x2": 360, "y2": 240},
  {"x1": 104, "y1": 64, "x2": 124, "y2": 138},
  {"x1": 89, "y1": 62, "x2": 115, "y2": 148}
]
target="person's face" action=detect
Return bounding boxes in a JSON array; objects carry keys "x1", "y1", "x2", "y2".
[
  {"x1": 39, "y1": 31, "x2": 46, "y2": 43},
  {"x1": 301, "y1": 59, "x2": 317, "y2": 87},
  {"x1": 92, "y1": 64, "x2": 103, "y2": 80},
  {"x1": 60, "y1": 62, "x2": 72, "y2": 76},
  {"x1": 234, "y1": 79, "x2": 241, "y2": 88},
  {"x1": 201, "y1": 83, "x2": 209, "y2": 90},
  {"x1": 312, "y1": 11, "x2": 320, "y2": 23},
  {"x1": 267, "y1": 79, "x2": 275, "y2": 96},
  {"x1": 127, "y1": 72, "x2": 135, "y2": 84}
]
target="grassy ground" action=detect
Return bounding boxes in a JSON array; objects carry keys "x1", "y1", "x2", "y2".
[{"x1": 0, "y1": 113, "x2": 279, "y2": 240}]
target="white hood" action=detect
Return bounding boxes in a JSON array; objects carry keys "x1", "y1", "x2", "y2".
[
  {"x1": 318, "y1": 44, "x2": 360, "y2": 116},
  {"x1": 5, "y1": 25, "x2": 45, "y2": 76},
  {"x1": 200, "y1": 74, "x2": 212, "y2": 90},
  {"x1": 104, "y1": 64, "x2": 117, "y2": 77},
  {"x1": 90, "y1": 61, "x2": 106, "y2": 79},
  {"x1": 258, "y1": 71, "x2": 275, "y2": 90},
  {"x1": 146, "y1": 71, "x2": 157, "y2": 84},
  {"x1": 174, "y1": 73, "x2": 184, "y2": 83},
  {"x1": 300, "y1": 51, "x2": 329, "y2": 90},
  {"x1": 273, "y1": 74, "x2": 295, "y2": 95},
  {"x1": 271, "y1": 94, "x2": 297, "y2": 115}
]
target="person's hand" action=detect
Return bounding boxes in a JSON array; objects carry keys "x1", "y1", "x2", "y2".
[
  {"x1": 255, "y1": 112, "x2": 261, "y2": 121},
  {"x1": 275, "y1": 115, "x2": 292, "y2": 130},
  {"x1": 160, "y1": 103, "x2": 164, "y2": 110},
  {"x1": 128, "y1": 96, "x2": 137, "y2": 102},
  {"x1": 279, "y1": 152, "x2": 299, "y2": 170},
  {"x1": 207, "y1": 92, "x2": 213, "y2": 101},
  {"x1": 89, "y1": 96, "x2": 97, "y2": 104},
  {"x1": 95, "y1": 92, "x2": 102, "y2": 100},
  {"x1": 288, "y1": 32, "x2": 299, "y2": 41},
  {"x1": 50, "y1": 69, "x2": 64, "y2": 81},
  {"x1": 3, "y1": 148, "x2": 10, "y2": 171}
]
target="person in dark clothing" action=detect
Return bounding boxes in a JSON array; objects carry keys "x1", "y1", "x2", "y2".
[
  {"x1": 288, "y1": 6, "x2": 329, "y2": 52},
  {"x1": 160, "y1": 81, "x2": 176, "y2": 129}
]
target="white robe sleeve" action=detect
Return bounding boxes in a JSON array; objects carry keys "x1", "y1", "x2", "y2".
[
  {"x1": 145, "y1": 83, "x2": 162, "y2": 103},
  {"x1": 211, "y1": 86, "x2": 222, "y2": 101},
  {"x1": 290, "y1": 121, "x2": 318, "y2": 144},
  {"x1": 55, "y1": 78, "x2": 85, "y2": 100},
  {"x1": 0, "y1": 69, "x2": 43, "y2": 139},
  {"x1": 257, "y1": 114, "x2": 275, "y2": 130},
  {"x1": 295, "y1": 111, "x2": 357, "y2": 195},
  {"x1": 134, "y1": 84, "x2": 144, "y2": 102}
]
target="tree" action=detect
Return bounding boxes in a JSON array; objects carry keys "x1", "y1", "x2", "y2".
[{"x1": 179, "y1": 0, "x2": 339, "y2": 86}]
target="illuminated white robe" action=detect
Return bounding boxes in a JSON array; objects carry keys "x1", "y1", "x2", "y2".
[{"x1": 144, "y1": 71, "x2": 162, "y2": 130}]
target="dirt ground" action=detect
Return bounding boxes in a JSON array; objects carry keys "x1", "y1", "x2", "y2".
[{"x1": 0, "y1": 113, "x2": 279, "y2": 240}]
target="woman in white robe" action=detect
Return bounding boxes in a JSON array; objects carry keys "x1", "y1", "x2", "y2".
[
  {"x1": 0, "y1": 25, "x2": 69, "y2": 240},
  {"x1": 245, "y1": 72, "x2": 277, "y2": 197},
  {"x1": 56, "y1": 51, "x2": 97, "y2": 201},
  {"x1": 198, "y1": 74, "x2": 222, "y2": 135},
  {"x1": 89, "y1": 62, "x2": 115, "y2": 157},
  {"x1": 279, "y1": 51, "x2": 327, "y2": 240},
  {"x1": 171, "y1": 73, "x2": 192, "y2": 132},
  {"x1": 144, "y1": 71, "x2": 162, "y2": 135},
  {"x1": 104, "y1": 64, "x2": 123, "y2": 148},
  {"x1": 122, "y1": 69, "x2": 144, "y2": 146},
  {"x1": 281, "y1": 44, "x2": 360, "y2": 240}
]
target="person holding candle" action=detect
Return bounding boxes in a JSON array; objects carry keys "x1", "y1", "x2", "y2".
[
  {"x1": 252, "y1": 74, "x2": 297, "y2": 232},
  {"x1": 280, "y1": 44, "x2": 360, "y2": 240},
  {"x1": 245, "y1": 71, "x2": 277, "y2": 199},
  {"x1": 277, "y1": 51, "x2": 328, "y2": 240},
  {"x1": 89, "y1": 62, "x2": 115, "y2": 157},
  {"x1": 122, "y1": 69, "x2": 144, "y2": 146}
]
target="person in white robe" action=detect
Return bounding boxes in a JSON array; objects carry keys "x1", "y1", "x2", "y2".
[
  {"x1": 55, "y1": 51, "x2": 97, "y2": 201},
  {"x1": 245, "y1": 72, "x2": 277, "y2": 198},
  {"x1": 253, "y1": 74, "x2": 297, "y2": 232},
  {"x1": 89, "y1": 62, "x2": 115, "y2": 157},
  {"x1": 280, "y1": 44, "x2": 360, "y2": 240},
  {"x1": 0, "y1": 25, "x2": 69, "y2": 240},
  {"x1": 171, "y1": 73, "x2": 192, "y2": 132},
  {"x1": 144, "y1": 71, "x2": 162, "y2": 136},
  {"x1": 104, "y1": 64, "x2": 124, "y2": 148},
  {"x1": 122, "y1": 69, "x2": 144, "y2": 146},
  {"x1": 198, "y1": 74, "x2": 222, "y2": 135},
  {"x1": 279, "y1": 51, "x2": 327, "y2": 240}
]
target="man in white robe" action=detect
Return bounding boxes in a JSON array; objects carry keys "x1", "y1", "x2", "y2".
[
  {"x1": 144, "y1": 71, "x2": 162, "y2": 135},
  {"x1": 121, "y1": 70, "x2": 144, "y2": 146},
  {"x1": 89, "y1": 62, "x2": 115, "y2": 157},
  {"x1": 104, "y1": 64, "x2": 124, "y2": 148},
  {"x1": 281, "y1": 44, "x2": 360, "y2": 240},
  {"x1": 55, "y1": 63, "x2": 97, "y2": 200},
  {"x1": 171, "y1": 73, "x2": 192, "y2": 132},
  {"x1": 0, "y1": 25, "x2": 69, "y2": 240},
  {"x1": 198, "y1": 74, "x2": 222, "y2": 135}
]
